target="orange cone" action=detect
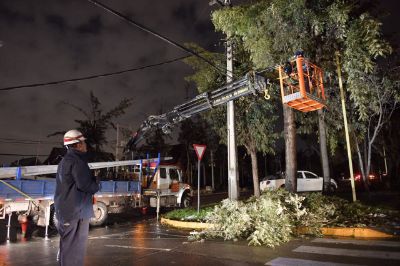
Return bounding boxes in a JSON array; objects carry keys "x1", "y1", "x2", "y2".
[
  {"x1": 18, "y1": 215, "x2": 28, "y2": 240},
  {"x1": 20, "y1": 221, "x2": 28, "y2": 239}
]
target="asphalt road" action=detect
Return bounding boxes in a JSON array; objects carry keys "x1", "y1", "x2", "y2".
[
  {"x1": 0, "y1": 216, "x2": 400, "y2": 266},
  {"x1": 1, "y1": 190, "x2": 399, "y2": 265}
]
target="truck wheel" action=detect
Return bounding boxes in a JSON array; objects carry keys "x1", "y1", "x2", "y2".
[
  {"x1": 180, "y1": 193, "x2": 192, "y2": 208},
  {"x1": 90, "y1": 202, "x2": 108, "y2": 226}
]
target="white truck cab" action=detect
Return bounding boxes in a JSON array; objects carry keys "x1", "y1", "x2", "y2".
[{"x1": 143, "y1": 163, "x2": 192, "y2": 208}]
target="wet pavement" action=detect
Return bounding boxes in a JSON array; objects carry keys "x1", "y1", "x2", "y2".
[
  {"x1": 1, "y1": 191, "x2": 400, "y2": 265},
  {"x1": 1, "y1": 215, "x2": 400, "y2": 266}
]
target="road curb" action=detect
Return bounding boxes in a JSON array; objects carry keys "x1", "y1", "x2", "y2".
[
  {"x1": 160, "y1": 218, "x2": 213, "y2": 230},
  {"x1": 320, "y1": 227, "x2": 396, "y2": 238},
  {"x1": 161, "y1": 218, "x2": 397, "y2": 238}
]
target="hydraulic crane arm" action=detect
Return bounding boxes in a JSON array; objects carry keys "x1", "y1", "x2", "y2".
[{"x1": 125, "y1": 72, "x2": 267, "y2": 153}]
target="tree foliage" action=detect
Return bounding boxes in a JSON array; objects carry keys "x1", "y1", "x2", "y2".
[
  {"x1": 183, "y1": 43, "x2": 279, "y2": 196},
  {"x1": 212, "y1": 0, "x2": 392, "y2": 122},
  {"x1": 211, "y1": 0, "x2": 396, "y2": 191},
  {"x1": 50, "y1": 91, "x2": 132, "y2": 153}
]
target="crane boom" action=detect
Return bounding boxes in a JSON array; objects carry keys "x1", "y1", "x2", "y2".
[{"x1": 125, "y1": 72, "x2": 267, "y2": 152}]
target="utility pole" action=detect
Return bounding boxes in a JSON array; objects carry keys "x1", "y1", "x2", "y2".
[
  {"x1": 210, "y1": 0, "x2": 238, "y2": 200},
  {"x1": 336, "y1": 52, "x2": 357, "y2": 202},
  {"x1": 115, "y1": 123, "x2": 120, "y2": 161},
  {"x1": 226, "y1": 34, "x2": 239, "y2": 200},
  {"x1": 211, "y1": 150, "x2": 215, "y2": 191}
]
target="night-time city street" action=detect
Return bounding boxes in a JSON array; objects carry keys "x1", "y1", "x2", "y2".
[{"x1": 1, "y1": 0, "x2": 400, "y2": 265}]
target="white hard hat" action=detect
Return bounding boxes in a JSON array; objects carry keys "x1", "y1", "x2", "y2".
[{"x1": 63, "y1": 129, "x2": 86, "y2": 146}]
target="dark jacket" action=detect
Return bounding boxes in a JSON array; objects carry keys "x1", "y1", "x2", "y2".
[{"x1": 54, "y1": 148, "x2": 99, "y2": 223}]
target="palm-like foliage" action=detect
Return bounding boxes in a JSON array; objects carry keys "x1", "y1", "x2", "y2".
[{"x1": 49, "y1": 91, "x2": 132, "y2": 153}]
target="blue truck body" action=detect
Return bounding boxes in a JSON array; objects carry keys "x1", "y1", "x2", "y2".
[{"x1": 0, "y1": 180, "x2": 141, "y2": 200}]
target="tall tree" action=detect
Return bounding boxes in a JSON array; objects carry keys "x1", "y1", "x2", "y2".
[
  {"x1": 212, "y1": 0, "x2": 317, "y2": 192},
  {"x1": 50, "y1": 91, "x2": 132, "y2": 154},
  {"x1": 350, "y1": 68, "x2": 398, "y2": 191},
  {"x1": 211, "y1": 0, "x2": 393, "y2": 193},
  {"x1": 183, "y1": 43, "x2": 279, "y2": 197}
]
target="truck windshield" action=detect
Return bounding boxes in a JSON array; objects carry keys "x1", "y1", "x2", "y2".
[
  {"x1": 169, "y1": 168, "x2": 179, "y2": 181},
  {"x1": 160, "y1": 168, "x2": 167, "y2": 179}
]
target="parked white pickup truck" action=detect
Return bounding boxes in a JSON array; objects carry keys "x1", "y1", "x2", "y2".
[{"x1": 260, "y1": 170, "x2": 337, "y2": 192}]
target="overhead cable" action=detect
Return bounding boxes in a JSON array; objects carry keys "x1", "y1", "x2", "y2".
[
  {"x1": 0, "y1": 55, "x2": 190, "y2": 91},
  {"x1": 87, "y1": 0, "x2": 229, "y2": 77},
  {"x1": 0, "y1": 153, "x2": 48, "y2": 157},
  {"x1": 0, "y1": 140, "x2": 58, "y2": 145},
  {"x1": 0, "y1": 137, "x2": 59, "y2": 144}
]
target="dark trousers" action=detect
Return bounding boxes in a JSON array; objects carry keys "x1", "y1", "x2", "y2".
[{"x1": 57, "y1": 219, "x2": 90, "y2": 266}]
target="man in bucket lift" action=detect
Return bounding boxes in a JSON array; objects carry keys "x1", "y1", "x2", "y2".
[{"x1": 284, "y1": 51, "x2": 313, "y2": 94}]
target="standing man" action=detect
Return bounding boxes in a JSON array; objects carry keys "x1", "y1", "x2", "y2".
[{"x1": 54, "y1": 129, "x2": 99, "y2": 266}]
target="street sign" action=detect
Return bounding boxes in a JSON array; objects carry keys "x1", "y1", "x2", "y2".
[
  {"x1": 193, "y1": 144, "x2": 207, "y2": 161},
  {"x1": 193, "y1": 144, "x2": 206, "y2": 213}
]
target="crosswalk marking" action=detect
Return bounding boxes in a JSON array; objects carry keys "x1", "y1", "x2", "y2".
[
  {"x1": 312, "y1": 238, "x2": 400, "y2": 247},
  {"x1": 265, "y1": 257, "x2": 362, "y2": 266},
  {"x1": 294, "y1": 245, "x2": 400, "y2": 260}
]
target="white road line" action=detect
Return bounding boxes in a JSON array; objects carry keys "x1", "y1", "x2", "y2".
[
  {"x1": 90, "y1": 237, "x2": 184, "y2": 240},
  {"x1": 89, "y1": 231, "x2": 186, "y2": 240},
  {"x1": 105, "y1": 245, "x2": 171, "y2": 252},
  {"x1": 294, "y1": 245, "x2": 400, "y2": 260},
  {"x1": 312, "y1": 238, "x2": 400, "y2": 247},
  {"x1": 265, "y1": 257, "x2": 363, "y2": 266},
  {"x1": 147, "y1": 231, "x2": 187, "y2": 238}
]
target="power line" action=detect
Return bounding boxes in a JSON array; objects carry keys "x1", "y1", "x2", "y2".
[
  {"x1": 0, "y1": 141, "x2": 59, "y2": 145},
  {"x1": 87, "y1": 0, "x2": 229, "y2": 77},
  {"x1": 0, "y1": 55, "x2": 190, "y2": 92},
  {"x1": 0, "y1": 137, "x2": 59, "y2": 144},
  {"x1": 0, "y1": 153, "x2": 48, "y2": 157}
]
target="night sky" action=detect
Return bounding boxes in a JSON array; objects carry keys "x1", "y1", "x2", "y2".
[
  {"x1": 0, "y1": 0, "x2": 222, "y2": 164},
  {"x1": 0, "y1": 0, "x2": 399, "y2": 165}
]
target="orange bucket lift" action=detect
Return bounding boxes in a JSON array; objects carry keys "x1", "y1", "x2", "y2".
[{"x1": 278, "y1": 56, "x2": 326, "y2": 112}]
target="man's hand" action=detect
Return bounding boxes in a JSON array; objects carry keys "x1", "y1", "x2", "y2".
[{"x1": 94, "y1": 169, "x2": 101, "y2": 184}]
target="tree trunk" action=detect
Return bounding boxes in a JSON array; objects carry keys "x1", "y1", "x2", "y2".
[
  {"x1": 247, "y1": 144, "x2": 260, "y2": 197},
  {"x1": 355, "y1": 141, "x2": 370, "y2": 193},
  {"x1": 283, "y1": 105, "x2": 297, "y2": 192},
  {"x1": 318, "y1": 109, "x2": 331, "y2": 192},
  {"x1": 186, "y1": 146, "x2": 191, "y2": 184}
]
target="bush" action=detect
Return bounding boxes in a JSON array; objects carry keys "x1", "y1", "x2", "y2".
[
  {"x1": 205, "y1": 199, "x2": 252, "y2": 241},
  {"x1": 163, "y1": 207, "x2": 213, "y2": 222},
  {"x1": 246, "y1": 196, "x2": 292, "y2": 247},
  {"x1": 164, "y1": 190, "x2": 399, "y2": 247},
  {"x1": 205, "y1": 190, "x2": 311, "y2": 247}
]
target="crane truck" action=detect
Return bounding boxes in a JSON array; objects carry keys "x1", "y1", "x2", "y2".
[
  {"x1": 1, "y1": 57, "x2": 325, "y2": 239},
  {"x1": 0, "y1": 156, "x2": 192, "y2": 237},
  {"x1": 0, "y1": 71, "x2": 268, "y2": 239}
]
